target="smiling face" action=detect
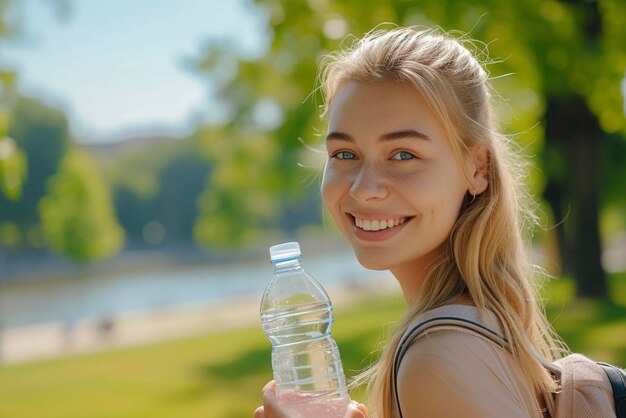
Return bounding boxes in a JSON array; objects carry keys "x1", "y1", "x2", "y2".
[{"x1": 322, "y1": 80, "x2": 473, "y2": 291}]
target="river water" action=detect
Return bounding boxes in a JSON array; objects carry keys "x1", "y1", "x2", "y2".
[{"x1": 0, "y1": 249, "x2": 392, "y2": 330}]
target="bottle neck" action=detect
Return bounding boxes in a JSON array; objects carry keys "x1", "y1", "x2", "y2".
[{"x1": 272, "y1": 257, "x2": 303, "y2": 273}]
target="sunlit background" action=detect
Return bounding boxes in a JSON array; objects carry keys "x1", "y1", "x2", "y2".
[{"x1": 0, "y1": 0, "x2": 625, "y2": 417}]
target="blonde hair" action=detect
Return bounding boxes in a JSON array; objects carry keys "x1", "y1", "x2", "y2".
[{"x1": 318, "y1": 27, "x2": 566, "y2": 417}]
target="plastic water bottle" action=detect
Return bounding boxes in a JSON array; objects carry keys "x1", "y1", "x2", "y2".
[{"x1": 260, "y1": 242, "x2": 349, "y2": 418}]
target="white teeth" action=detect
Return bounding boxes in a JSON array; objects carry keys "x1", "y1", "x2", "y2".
[{"x1": 353, "y1": 216, "x2": 407, "y2": 231}]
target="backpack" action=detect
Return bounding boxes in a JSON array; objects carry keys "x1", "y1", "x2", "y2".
[{"x1": 392, "y1": 305, "x2": 626, "y2": 418}]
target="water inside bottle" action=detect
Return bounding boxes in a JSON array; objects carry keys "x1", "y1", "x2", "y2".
[
  {"x1": 261, "y1": 301, "x2": 333, "y2": 345},
  {"x1": 271, "y1": 336, "x2": 345, "y2": 391},
  {"x1": 278, "y1": 390, "x2": 350, "y2": 418}
]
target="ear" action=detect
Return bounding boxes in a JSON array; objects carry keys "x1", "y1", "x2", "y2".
[{"x1": 466, "y1": 145, "x2": 489, "y2": 196}]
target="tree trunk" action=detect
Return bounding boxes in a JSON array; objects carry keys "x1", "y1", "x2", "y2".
[
  {"x1": 544, "y1": 95, "x2": 607, "y2": 298},
  {"x1": 542, "y1": 178, "x2": 574, "y2": 276}
]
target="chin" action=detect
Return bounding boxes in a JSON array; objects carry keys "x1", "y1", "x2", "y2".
[{"x1": 353, "y1": 252, "x2": 393, "y2": 271}]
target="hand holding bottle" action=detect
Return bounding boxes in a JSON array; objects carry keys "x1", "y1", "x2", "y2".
[{"x1": 254, "y1": 381, "x2": 368, "y2": 418}]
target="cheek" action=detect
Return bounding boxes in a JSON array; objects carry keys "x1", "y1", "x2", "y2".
[
  {"x1": 401, "y1": 168, "x2": 465, "y2": 217},
  {"x1": 433, "y1": 193, "x2": 465, "y2": 223},
  {"x1": 321, "y1": 167, "x2": 340, "y2": 209}
]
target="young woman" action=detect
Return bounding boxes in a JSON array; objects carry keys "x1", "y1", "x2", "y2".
[{"x1": 255, "y1": 26, "x2": 565, "y2": 418}]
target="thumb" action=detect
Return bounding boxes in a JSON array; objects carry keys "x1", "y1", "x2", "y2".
[
  {"x1": 345, "y1": 401, "x2": 368, "y2": 418},
  {"x1": 261, "y1": 381, "x2": 289, "y2": 418}
]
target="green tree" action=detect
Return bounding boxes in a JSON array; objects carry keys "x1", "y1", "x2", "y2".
[
  {"x1": 0, "y1": 0, "x2": 72, "y2": 208},
  {"x1": 0, "y1": 1, "x2": 26, "y2": 201},
  {"x1": 100, "y1": 139, "x2": 174, "y2": 245},
  {"x1": 0, "y1": 96, "x2": 71, "y2": 248},
  {"x1": 0, "y1": 135, "x2": 26, "y2": 200},
  {"x1": 154, "y1": 140, "x2": 210, "y2": 243},
  {"x1": 194, "y1": 128, "x2": 282, "y2": 247},
  {"x1": 38, "y1": 148, "x2": 124, "y2": 262},
  {"x1": 97, "y1": 136, "x2": 210, "y2": 245}
]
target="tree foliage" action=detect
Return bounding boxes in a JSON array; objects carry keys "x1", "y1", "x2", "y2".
[
  {"x1": 0, "y1": 96, "x2": 70, "y2": 248},
  {"x1": 38, "y1": 148, "x2": 124, "y2": 262},
  {"x1": 101, "y1": 136, "x2": 211, "y2": 245},
  {"x1": 0, "y1": 1, "x2": 26, "y2": 200},
  {"x1": 0, "y1": 135, "x2": 26, "y2": 200}
]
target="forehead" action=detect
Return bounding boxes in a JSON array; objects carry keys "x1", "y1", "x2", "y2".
[{"x1": 327, "y1": 80, "x2": 446, "y2": 140}]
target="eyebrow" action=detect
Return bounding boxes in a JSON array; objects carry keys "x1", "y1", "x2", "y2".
[{"x1": 326, "y1": 129, "x2": 431, "y2": 142}]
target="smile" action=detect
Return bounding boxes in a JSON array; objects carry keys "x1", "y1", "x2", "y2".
[
  {"x1": 353, "y1": 217, "x2": 408, "y2": 231},
  {"x1": 347, "y1": 213, "x2": 414, "y2": 242}
]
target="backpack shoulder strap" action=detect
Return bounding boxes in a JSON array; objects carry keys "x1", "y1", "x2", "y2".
[
  {"x1": 393, "y1": 305, "x2": 507, "y2": 375},
  {"x1": 392, "y1": 305, "x2": 508, "y2": 418},
  {"x1": 598, "y1": 362, "x2": 626, "y2": 418}
]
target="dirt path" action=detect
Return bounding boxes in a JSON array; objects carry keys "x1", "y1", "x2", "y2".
[{"x1": 0, "y1": 278, "x2": 398, "y2": 365}]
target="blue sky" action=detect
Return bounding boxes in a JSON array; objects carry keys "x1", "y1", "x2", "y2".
[{"x1": 2, "y1": 0, "x2": 267, "y2": 143}]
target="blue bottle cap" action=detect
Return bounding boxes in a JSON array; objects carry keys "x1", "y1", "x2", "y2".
[{"x1": 269, "y1": 242, "x2": 302, "y2": 263}]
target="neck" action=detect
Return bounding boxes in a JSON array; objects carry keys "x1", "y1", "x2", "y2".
[
  {"x1": 390, "y1": 244, "x2": 459, "y2": 306},
  {"x1": 390, "y1": 256, "x2": 436, "y2": 305}
]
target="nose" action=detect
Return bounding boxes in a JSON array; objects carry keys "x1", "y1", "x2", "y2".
[{"x1": 349, "y1": 163, "x2": 389, "y2": 202}]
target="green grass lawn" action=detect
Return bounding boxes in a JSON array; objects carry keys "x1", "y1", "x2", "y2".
[{"x1": 1, "y1": 275, "x2": 625, "y2": 418}]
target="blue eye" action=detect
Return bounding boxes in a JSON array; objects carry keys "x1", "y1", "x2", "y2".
[
  {"x1": 333, "y1": 151, "x2": 357, "y2": 160},
  {"x1": 391, "y1": 151, "x2": 416, "y2": 161}
]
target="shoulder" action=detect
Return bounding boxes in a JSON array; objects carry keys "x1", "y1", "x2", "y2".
[{"x1": 396, "y1": 328, "x2": 536, "y2": 418}]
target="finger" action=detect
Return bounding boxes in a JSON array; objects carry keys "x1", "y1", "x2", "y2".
[
  {"x1": 254, "y1": 406, "x2": 265, "y2": 418},
  {"x1": 263, "y1": 380, "x2": 276, "y2": 392},
  {"x1": 262, "y1": 381, "x2": 278, "y2": 405},
  {"x1": 345, "y1": 401, "x2": 368, "y2": 418},
  {"x1": 261, "y1": 382, "x2": 289, "y2": 418}
]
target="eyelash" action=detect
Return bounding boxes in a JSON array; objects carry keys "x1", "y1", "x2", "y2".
[
  {"x1": 391, "y1": 151, "x2": 417, "y2": 161},
  {"x1": 330, "y1": 150, "x2": 419, "y2": 161},
  {"x1": 332, "y1": 151, "x2": 357, "y2": 160}
]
